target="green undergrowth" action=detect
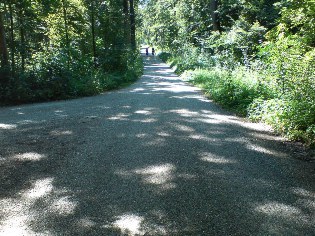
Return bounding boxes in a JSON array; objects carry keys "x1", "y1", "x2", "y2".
[
  {"x1": 181, "y1": 68, "x2": 273, "y2": 116},
  {"x1": 0, "y1": 52, "x2": 143, "y2": 105},
  {"x1": 159, "y1": 52, "x2": 315, "y2": 147}
]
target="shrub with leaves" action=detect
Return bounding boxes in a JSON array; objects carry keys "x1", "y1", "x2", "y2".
[{"x1": 182, "y1": 66, "x2": 271, "y2": 116}]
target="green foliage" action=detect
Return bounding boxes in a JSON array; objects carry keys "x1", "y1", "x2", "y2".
[
  {"x1": 158, "y1": 52, "x2": 172, "y2": 62},
  {"x1": 0, "y1": 0, "x2": 143, "y2": 104},
  {"x1": 142, "y1": 0, "x2": 315, "y2": 145},
  {"x1": 0, "y1": 45, "x2": 143, "y2": 103},
  {"x1": 206, "y1": 20, "x2": 266, "y2": 67},
  {"x1": 248, "y1": 98, "x2": 315, "y2": 144},
  {"x1": 159, "y1": 45, "x2": 215, "y2": 74},
  {"x1": 183, "y1": 67, "x2": 272, "y2": 116},
  {"x1": 277, "y1": 0, "x2": 315, "y2": 46}
]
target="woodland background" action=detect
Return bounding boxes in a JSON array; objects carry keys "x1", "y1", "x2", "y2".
[{"x1": 0, "y1": 0, "x2": 143, "y2": 103}]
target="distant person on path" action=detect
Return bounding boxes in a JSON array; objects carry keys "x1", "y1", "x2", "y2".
[
  {"x1": 152, "y1": 47, "x2": 155, "y2": 56},
  {"x1": 146, "y1": 48, "x2": 149, "y2": 56}
]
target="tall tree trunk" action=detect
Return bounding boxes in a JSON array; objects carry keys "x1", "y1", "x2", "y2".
[
  {"x1": 19, "y1": 14, "x2": 25, "y2": 72},
  {"x1": 9, "y1": 1, "x2": 15, "y2": 73},
  {"x1": 15, "y1": 2, "x2": 26, "y2": 73},
  {"x1": 0, "y1": 10, "x2": 9, "y2": 82},
  {"x1": 90, "y1": 0, "x2": 97, "y2": 65},
  {"x1": 62, "y1": 0, "x2": 70, "y2": 69},
  {"x1": 210, "y1": 0, "x2": 220, "y2": 32},
  {"x1": 0, "y1": 11, "x2": 9, "y2": 69},
  {"x1": 129, "y1": 0, "x2": 136, "y2": 50},
  {"x1": 123, "y1": 0, "x2": 130, "y2": 47}
]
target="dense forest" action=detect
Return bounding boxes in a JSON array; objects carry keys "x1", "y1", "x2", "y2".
[
  {"x1": 0, "y1": 0, "x2": 314, "y2": 145},
  {"x1": 140, "y1": 0, "x2": 315, "y2": 145},
  {"x1": 0, "y1": 0, "x2": 143, "y2": 103}
]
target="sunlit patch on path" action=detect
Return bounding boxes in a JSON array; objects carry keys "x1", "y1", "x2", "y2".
[{"x1": 0, "y1": 123, "x2": 17, "y2": 130}]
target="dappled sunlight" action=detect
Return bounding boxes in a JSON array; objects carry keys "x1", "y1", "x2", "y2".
[
  {"x1": 169, "y1": 109, "x2": 199, "y2": 117},
  {"x1": 254, "y1": 199, "x2": 315, "y2": 234},
  {"x1": 135, "y1": 133, "x2": 149, "y2": 138},
  {"x1": 102, "y1": 210, "x2": 170, "y2": 235},
  {"x1": 292, "y1": 187, "x2": 315, "y2": 212},
  {"x1": 139, "y1": 71, "x2": 201, "y2": 93},
  {"x1": 0, "y1": 177, "x2": 55, "y2": 235},
  {"x1": 22, "y1": 177, "x2": 54, "y2": 200},
  {"x1": 170, "y1": 94, "x2": 208, "y2": 102},
  {"x1": 102, "y1": 209, "x2": 169, "y2": 235},
  {"x1": 17, "y1": 119, "x2": 46, "y2": 125},
  {"x1": 194, "y1": 114, "x2": 272, "y2": 132},
  {"x1": 250, "y1": 132, "x2": 286, "y2": 142},
  {"x1": 134, "y1": 110, "x2": 153, "y2": 115},
  {"x1": 115, "y1": 164, "x2": 176, "y2": 192},
  {"x1": 133, "y1": 118, "x2": 157, "y2": 123},
  {"x1": 0, "y1": 175, "x2": 78, "y2": 234},
  {"x1": 153, "y1": 83, "x2": 197, "y2": 93},
  {"x1": 108, "y1": 113, "x2": 131, "y2": 121},
  {"x1": 173, "y1": 124, "x2": 195, "y2": 132},
  {"x1": 157, "y1": 132, "x2": 171, "y2": 137},
  {"x1": 143, "y1": 137, "x2": 166, "y2": 146},
  {"x1": 49, "y1": 196, "x2": 77, "y2": 216},
  {"x1": 11, "y1": 152, "x2": 46, "y2": 162},
  {"x1": 197, "y1": 118, "x2": 222, "y2": 124},
  {"x1": 201, "y1": 109, "x2": 213, "y2": 114},
  {"x1": 0, "y1": 203, "x2": 40, "y2": 236},
  {"x1": 50, "y1": 130, "x2": 73, "y2": 136},
  {"x1": 142, "y1": 75, "x2": 162, "y2": 80},
  {"x1": 0, "y1": 123, "x2": 17, "y2": 130},
  {"x1": 292, "y1": 187, "x2": 315, "y2": 199},
  {"x1": 178, "y1": 173, "x2": 196, "y2": 180},
  {"x1": 80, "y1": 115, "x2": 99, "y2": 122},
  {"x1": 256, "y1": 202, "x2": 302, "y2": 217},
  {"x1": 200, "y1": 152, "x2": 237, "y2": 164},
  {"x1": 135, "y1": 164, "x2": 175, "y2": 185},
  {"x1": 239, "y1": 121, "x2": 273, "y2": 132},
  {"x1": 254, "y1": 200, "x2": 314, "y2": 230},
  {"x1": 246, "y1": 143, "x2": 288, "y2": 158},
  {"x1": 77, "y1": 217, "x2": 97, "y2": 229},
  {"x1": 188, "y1": 134, "x2": 217, "y2": 142},
  {"x1": 223, "y1": 137, "x2": 247, "y2": 143},
  {"x1": 200, "y1": 114, "x2": 235, "y2": 123},
  {"x1": 145, "y1": 64, "x2": 167, "y2": 68},
  {"x1": 156, "y1": 67, "x2": 173, "y2": 72},
  {"x1": 95, "y1": 105, "x2": 111, "y2": 110},
  {"x1": 54, "y1": 110, "x2": 68, "y2": 118},
  {"x1": 130, "y1": 87, "x2": 146, "y2": 92},
  {"x1": 111, "y1": 213, "x2": 145, "y2": 236}
]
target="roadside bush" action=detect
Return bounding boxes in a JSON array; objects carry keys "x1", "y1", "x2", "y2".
[
  {"x1": 1, "y1": 48, "x2": 143, "y2": 104},
  {"x1": 182, "y1": 67, "x2": 272, "y2": 116},
  {"x1": 249, "y1": 36, "x2": 315, "y2": 143},
  {"x1": 205, "y1": 20, "x2": 266, "y2": 69},
  {"x1": 248, "y1": 98, "x2": 315, "y2": 144},
  {"x1": 163, "y1": 24, "x2": 315, "y2": 145},
  {"x1": 158, "y1": 52, "x2": 172, "y2": 62}
]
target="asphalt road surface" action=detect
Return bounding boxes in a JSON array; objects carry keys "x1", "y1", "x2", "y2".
[{"x1": 0, "y1": 56, "x2": 314, "y2": 235}]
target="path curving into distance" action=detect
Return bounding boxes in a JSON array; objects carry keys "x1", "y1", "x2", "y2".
[{"x1": 0, "y1": 55, "x2": 314, "y2": 235}]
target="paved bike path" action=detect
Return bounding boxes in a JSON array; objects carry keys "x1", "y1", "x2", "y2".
[{"x1": 0, "y1": 56, "x2": 314, "y2": 235}]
